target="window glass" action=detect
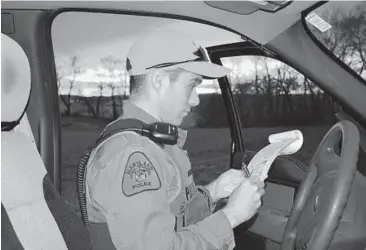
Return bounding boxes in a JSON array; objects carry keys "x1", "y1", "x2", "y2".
[
  {"x1": 305, "y1": 2, "x2": 366, "y2": 80},
  {"x1": 221, "y1": 56, "x2": 342, "y2": 165},
  {"x1": 52, "y1": 12, "x2": 240, "y2": 212}
]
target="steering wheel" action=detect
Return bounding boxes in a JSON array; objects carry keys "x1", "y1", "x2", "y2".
[{"x1": 281, "y1": 120, "x2": 360, "y2": 250}]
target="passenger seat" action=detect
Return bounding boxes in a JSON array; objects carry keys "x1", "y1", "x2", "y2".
[{"x1": 1, "y1": 33, "x2": 92, "y2": 249}]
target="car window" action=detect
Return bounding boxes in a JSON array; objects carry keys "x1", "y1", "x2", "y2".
[
  {"x1": 305, "y1": 1, "x2": 366, "y2": 80},
  {"x1": 52, "y1": 12, "x2": 240, "y2": 212},
  {"x1": 221, "y1": 56, "x2": 342, "y2": 165}
]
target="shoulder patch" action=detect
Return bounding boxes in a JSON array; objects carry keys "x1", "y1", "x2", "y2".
[{"x1": 122, "y1": 151, "x2": 161, "y2": 196}]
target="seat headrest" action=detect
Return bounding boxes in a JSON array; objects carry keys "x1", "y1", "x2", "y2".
[{"x1": 1, "y1": 34, "x2": 31, "y2": 124}]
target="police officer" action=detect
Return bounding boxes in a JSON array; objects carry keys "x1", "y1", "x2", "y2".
[{"x1": 85, "y1": 30, "x2": 265, "y2": 250}]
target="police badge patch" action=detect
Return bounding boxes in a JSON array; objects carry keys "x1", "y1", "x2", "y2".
[{"x1": 122, "y1": 151, "x2": 161, "y2": 196}]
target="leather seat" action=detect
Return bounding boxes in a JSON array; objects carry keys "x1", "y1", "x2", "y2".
[{"x1": 1, "y1": 34, "x2": 92, "y2": 249}]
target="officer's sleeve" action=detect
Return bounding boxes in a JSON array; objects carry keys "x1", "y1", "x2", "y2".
[
  {"x1": 196, "y1": 185, "x2": 217, "y2": 214},
  {"x1": 102, "y1": 145, "x2": 235, "y2": 250}
]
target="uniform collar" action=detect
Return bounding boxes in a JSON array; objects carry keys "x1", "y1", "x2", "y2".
[{"x1": 120, "y1": 101, "x2": 187, "y2": 148}]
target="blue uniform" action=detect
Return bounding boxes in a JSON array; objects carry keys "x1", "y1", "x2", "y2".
[{"x1": 85, "y1": 101, "x2": 235, "y2": 250}]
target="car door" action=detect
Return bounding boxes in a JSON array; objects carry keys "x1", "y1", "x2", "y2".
[{"x1": 207, "y1": 41, "x2": 345, "y2": 250}]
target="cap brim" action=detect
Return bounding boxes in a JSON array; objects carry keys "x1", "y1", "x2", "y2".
[{"x1": 178, "y1": 61, "x2": 231, "y2": 80}]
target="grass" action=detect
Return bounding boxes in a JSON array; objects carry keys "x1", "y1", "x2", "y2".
[{"x1": 60, "y1": 116, "x2": 332, "y2": 215}]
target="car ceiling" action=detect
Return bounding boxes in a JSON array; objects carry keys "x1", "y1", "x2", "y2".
[{"x1": 2, "y1": 0, "x2": 317, "y2": 45}]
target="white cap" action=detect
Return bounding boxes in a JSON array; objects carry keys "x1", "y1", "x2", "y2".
[{"x1": 126, "y1": 30, "x2": 231, "y2": 79}]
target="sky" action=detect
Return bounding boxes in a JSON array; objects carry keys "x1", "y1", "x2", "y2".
[
  {"x1": 52, "y1": 11, "x2": 244, "y2": 96},
  {"x1": 52, "y1": 2, "x2": 365, "y2": 97}
]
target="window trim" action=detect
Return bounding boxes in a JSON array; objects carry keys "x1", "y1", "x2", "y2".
[
  {"x1": 206, "y1": 42, "x2": 363, "y2": 157},
  {"x1": 50, "y1": 10, "x2": 258, "y2": 172}
]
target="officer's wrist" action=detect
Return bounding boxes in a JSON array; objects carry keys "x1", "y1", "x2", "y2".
[
  {"x1": 204, "y1": 182, "x2": 219, "y2": 203},
  {"x1": 222, "y1": 207, "x2": 239, "y2": 229},
  {"x1": 197, "y1": 185, "x2": 217, "y2": 213}
]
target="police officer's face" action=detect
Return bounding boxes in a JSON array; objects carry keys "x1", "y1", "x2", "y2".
[{"x1": 159, "y1": 70, "x2": 201, "y2": 126}]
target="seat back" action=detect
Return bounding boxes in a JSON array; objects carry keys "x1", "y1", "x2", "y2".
[{"x1": 1, "y1": 34, "x2": 91, "y2": 249}]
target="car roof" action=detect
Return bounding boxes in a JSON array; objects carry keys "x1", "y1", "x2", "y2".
[{"x1": 2, "y1": 0, "x2": 317, "y2": 44}]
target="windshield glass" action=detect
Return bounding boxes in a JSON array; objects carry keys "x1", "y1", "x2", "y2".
[{"x1": 305, "y1": 2, "x2": 366, "y2": 80}]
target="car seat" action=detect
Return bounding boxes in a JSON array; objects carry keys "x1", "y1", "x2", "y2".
[{"x1": 1, "y1": 33, "x2": 92, "y2": 249}]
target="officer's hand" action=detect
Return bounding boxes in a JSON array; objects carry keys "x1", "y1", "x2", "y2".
[
  {"x1": 223, "y1": 178, "x2": 265, "y2": 228},
  {"x1": 205, "y1": 169, "x2": 245, "y2": 202}
]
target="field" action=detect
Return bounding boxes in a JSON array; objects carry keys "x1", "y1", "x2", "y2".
[{"x1": 60, "y1": 116, "x2": 331, "y2": 215}]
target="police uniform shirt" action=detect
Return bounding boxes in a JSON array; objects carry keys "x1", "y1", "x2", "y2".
[{"x1": 85, "y1": 101, "x2": 235, "y2": 250}]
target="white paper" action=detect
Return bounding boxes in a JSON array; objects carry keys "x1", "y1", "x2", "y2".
[{"x1": 246, "y1": 130, "x2": 303, "y2": 182}]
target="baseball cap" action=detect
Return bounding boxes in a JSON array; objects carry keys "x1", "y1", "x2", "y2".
[{"x1": 126, "y1": 30, "x2": 231, "y2": 79}]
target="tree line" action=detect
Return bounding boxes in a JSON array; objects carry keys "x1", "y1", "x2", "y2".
[{"x1": 56, "y1": 3, "x2": 365, "y2": 128}]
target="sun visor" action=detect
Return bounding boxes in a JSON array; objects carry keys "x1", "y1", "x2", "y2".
[{"x1": 204, "y1": 1, "x2": 293, "y2": 15}]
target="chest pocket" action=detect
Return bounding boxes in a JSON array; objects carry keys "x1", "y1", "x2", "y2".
[
  {"x1": 183, "y1": 185, "x2": 212, "y2": 226},
  {"x1": 173, "y1": 182, "x2": 212, "y2": 231},
  {"x1": 161, "y1": 145, "x2": 212, "y2": 231},
  {"x1": 168, "y1": 150, "x2": 212, "y2": 231}
]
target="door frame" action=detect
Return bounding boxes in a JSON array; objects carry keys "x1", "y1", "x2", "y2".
[{"x1": 207, "y1": 42, "x2": 277, "y2": 169}]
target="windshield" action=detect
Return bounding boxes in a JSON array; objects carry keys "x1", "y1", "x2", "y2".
[{"x1": 305, "y1": 2, "x2": 366, "y2": 80}]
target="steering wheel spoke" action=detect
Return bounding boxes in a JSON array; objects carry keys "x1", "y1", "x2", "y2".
[{"x1": 281, "y1": 121, "x2": 359, "y2": 250}]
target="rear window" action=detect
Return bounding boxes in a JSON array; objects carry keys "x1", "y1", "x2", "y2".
[{"x1": 305, "y1": 2, "x2": 366, "y2": 80}]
